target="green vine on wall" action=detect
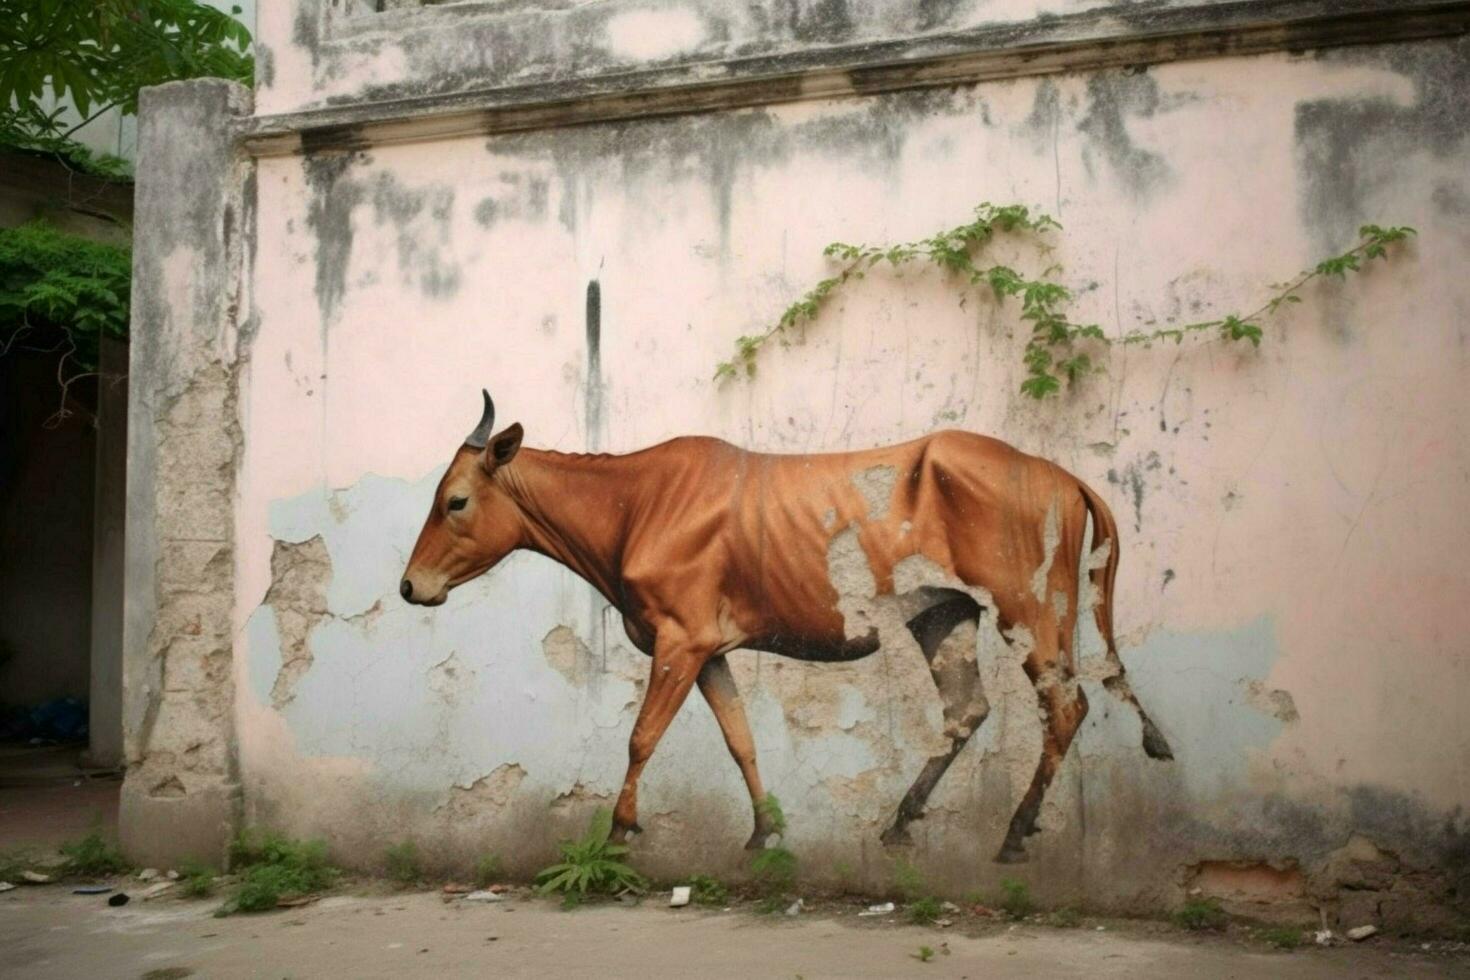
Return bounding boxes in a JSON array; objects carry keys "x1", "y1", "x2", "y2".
[{"x1": 714, "y1": 203, "x2": 1415, "y2": 398}]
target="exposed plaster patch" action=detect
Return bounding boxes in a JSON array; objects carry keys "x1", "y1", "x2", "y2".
[
  {"x1": 542, "y1": 625, "x2": 593, "y2": 685},
  {"x1": 1243, "y1": 680, "x2": 1300, "y2": 723},
  {"x1": 1029, "y1": 498, "x2": 1061, "y2": 601},
  {"x1": 1187, "y1": 859, "x2": 1310, "y2": 922},
  {"x1": 264, "y1": 535, "x2": 332, "y2": 709},
  {"x1": 1078, "y1": 537, "x2": 1111, "y2": 616},
  {"x1": 437, "y1": 764, "x2": 527, "y2": 820},
  {"x1": 549, "y1": 782, "x2": 615, "y2": 813},
  {"x1": 849, "y1": 464, "x2": 898, "y2": 520}
]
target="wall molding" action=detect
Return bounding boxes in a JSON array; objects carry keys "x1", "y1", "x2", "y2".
[{"x1": 238, "y1": 0, "x2": 1470, "y2": 157}]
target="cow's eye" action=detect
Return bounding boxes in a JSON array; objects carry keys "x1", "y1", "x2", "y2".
[{"x1": 447, "y1": 496, "x2": 468, "y2": 512}]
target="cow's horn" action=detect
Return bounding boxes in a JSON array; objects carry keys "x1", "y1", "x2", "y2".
[{"x1": 464, "y1": 389, "x2": 495, "y2": 448}]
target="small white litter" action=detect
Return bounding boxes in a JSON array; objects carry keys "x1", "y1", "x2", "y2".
[
  {"x1": 785, "y1": 899, "x2": 803, "y2": 917},
  {"x1": 859, "y1": 902, "x2": 895, "y2": 917},
  {"x1": 464, "y1": 890, "x2": 506, "y2": 902},
  {"x1": 137, "y1": 868, "x2": 160, "y2": 882},
  {"x1": 20, "y1": 871, "x2": 52, "y2": 884},
  {"x1": 669, "y1": 886, "x2": 691, "y2": 908},
  {"x1": 1314, "y1": 929, "x2": 1336, "y2": 946},
  {"x1": 1347, "y1": 925, "x2": 1378, "y2": 941},
  {"x1": 0, "y1": 882, "x2": 15, "y2": 892}
]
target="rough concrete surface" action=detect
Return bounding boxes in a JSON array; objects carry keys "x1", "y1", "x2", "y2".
[{"x1": 3, "y1": 886, "x2": 1468, "y2": 980}]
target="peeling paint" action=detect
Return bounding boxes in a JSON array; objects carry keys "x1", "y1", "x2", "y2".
[{"x1": 264, "y1": 535, "x2": 332, "y2": 709}]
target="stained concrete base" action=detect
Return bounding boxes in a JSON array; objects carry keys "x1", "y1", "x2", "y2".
[{"x1": 2, "y1": 887, "x2": 1467, "y2": 980}]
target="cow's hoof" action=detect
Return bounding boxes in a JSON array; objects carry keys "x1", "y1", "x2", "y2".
[
  {"x1": 1142, "y1": 721, "x2": 1174, "y2": 761},
  {"x1": 610, "y1": 820, "x2": 643, "y2": 843},
  {"x1": 994, "y1": 842, "x2": 1028, "y2": 864},
  {"x1": 879, "y1": 824, "x2": 914, "y2": 847},
  {"x1": 745, "y1": 829, "x2": 776, "y2": 851}
]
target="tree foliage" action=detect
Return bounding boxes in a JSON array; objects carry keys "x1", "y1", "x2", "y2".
[
  {"x1": 0, "y1": 0, "x2": 253, "y2": 174},
  {"x1": 0, "y1": 222, "x2": 131, "y2": 371}
]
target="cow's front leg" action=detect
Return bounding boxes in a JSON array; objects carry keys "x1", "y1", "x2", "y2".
[
  {"x1": 697, "y1": 656, "x2": 776, "y2": 849},
  {"x1": 611, "y1": 637, "x2": 705, "y2": 842}
]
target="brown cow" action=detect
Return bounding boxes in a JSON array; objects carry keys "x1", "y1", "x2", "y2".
[{"x1": 401, "y1": 391, "x2": 1171, "y2": 862}]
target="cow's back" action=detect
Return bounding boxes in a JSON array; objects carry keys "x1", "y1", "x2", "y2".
[{"x1": 713, "y1": 431, "x2": 1062, "y2": 642}]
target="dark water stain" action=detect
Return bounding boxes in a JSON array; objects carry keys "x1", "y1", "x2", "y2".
[
  {"x1": 473, "y1": 173, "x2": 552, "y2": 230},
  {"x1": 585, "y1": 279, "x2": 602, "y2": 450},
  {"x1": 1106, "y1": 451, "x2": 1160, "y2": 533},
  {"x1": 1295, "y1": 35, "x2": 1470, "y2": 257},
  {"x1": 483, "y1": 85, "x2": 980, "y2": 242},
  {"x1": 303, "y1": 152, "x2": 367, "y2": 330},
  {"x1": 369, "y1": 173, "x2": 461, "y2": 300},
  {"x1": 1077, "y1": 70, "x2": 1174, "y2": 202},
  {"x1": 783, "y1": 0, "x2": 855, "y2": 43}
]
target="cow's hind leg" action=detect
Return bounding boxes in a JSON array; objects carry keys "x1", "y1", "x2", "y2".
[
  {"x1": 697, "y1": 656, "x2": 778, "y2": 849},
  {"x1": 1102, "y1": 661, "x2": 1173, "y2": 760},
  {"x1": 995, "y1": 640, "x2": 1089, "y2": 864},
  {"x1": 880, "y1": 590, "x2": 988, "y2": 846}
]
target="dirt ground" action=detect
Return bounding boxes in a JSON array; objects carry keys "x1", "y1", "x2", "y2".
[{"x1": 4, "y1": 882, "x2": 1469, "y2": 980}]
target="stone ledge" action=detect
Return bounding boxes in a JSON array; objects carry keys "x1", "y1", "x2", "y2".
[{"x1": 240, "y1": 0, "x2": 1470, "y2": 157}]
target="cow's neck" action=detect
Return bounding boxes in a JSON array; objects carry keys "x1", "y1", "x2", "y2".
[{"x1": 496, "y1": 448, "x2": 640, "y2": 610}]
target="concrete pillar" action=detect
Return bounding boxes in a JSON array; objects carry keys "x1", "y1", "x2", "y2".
[
  {"x1": 84, "y1": 336, "x2": 128, "y2": 770},
  {"x1": 120, "y1": 79, "x2": 252, "y2": 866}
]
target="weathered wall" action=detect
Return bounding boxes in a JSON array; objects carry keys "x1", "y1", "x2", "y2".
[
  {"x1": 120, "y1": 80, "x2": 252, "y2": 866},
  {"x1": 126, "y1": 0, "x2": 1470, "y2": 929}
]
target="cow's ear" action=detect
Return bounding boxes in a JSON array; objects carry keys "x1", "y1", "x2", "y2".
[{"x1": 482, "y1": 423, "x2": 523, "y2": 472}]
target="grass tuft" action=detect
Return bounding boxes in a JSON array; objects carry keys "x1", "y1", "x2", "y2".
[
  {"x1": 384, "y1": 841, "x2": 421, "y2": 886},
  {"x1": 222, "y1": 829, "x2": 336, "y2": 915},
  {"x1": 1173, "y1": 897, "x2": 1228, "y2": 932},
  {"x1": 60, "y1": 831, "x2": 129, "y2": 877},
  {"x1": 534, "y1": 809, "x2": 646, "y2": 907}
]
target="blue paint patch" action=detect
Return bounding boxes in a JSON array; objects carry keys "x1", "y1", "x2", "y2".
[{"x1": 1078, "y1": 615, "x2": 1285, "y2": 801}]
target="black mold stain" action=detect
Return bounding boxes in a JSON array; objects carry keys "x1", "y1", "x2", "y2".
[
  {"x1": 369, "y1": 173, "x2": 461, "y2": 300},
  {"x1": 483, "y1": 85, "x2": 979, "y2": 241},
  {"x1": 1022, "y1": 78, "x2": 1062, "y2": 150},
  {"x1": 303, "y1": 151, "x2": 366, "y2": 329},
  {"x1": 472, "y1": 173, "x2": 550, "y2": 229},
  {"x1": 783, "y1": 0, "x2": 855, "y2": 44},
  {"x1": 240, "y1": 167, "x2": 260, "y2": 347},
  {"x1": 913, "y1": 0, "x2": 971, "y2": 34},
  {"x1": 292, "y1": 5, "x2": 321, "y2": 69},
  {"x1": 1106, "y1": 451, "x2": 1160, "y2": 533},
  {"x1": 474, "y1": 197, "x2": 499, "y2": 227},
  {"x1": 1295, "y1": 35, "x2": 1470, "y2": 256},
  {"x1": 1077, "y1": 69, "x2": 1174, "y2": 201},
  {"x1": 585, "y1": 279, "x2": 602, "y2": 450},
  {"x1": 255, "y1": 42, "x2": 276, "y2": 89}
]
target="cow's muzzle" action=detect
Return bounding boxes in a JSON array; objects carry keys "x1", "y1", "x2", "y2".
[{"x1": 399, "y1": 574, "x2": 447, "y2": 606}]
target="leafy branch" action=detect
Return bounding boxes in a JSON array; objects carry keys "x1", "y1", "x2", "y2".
[
  {"x1": 0, "y1": 0, "x2": 254, "y2": 174},
  {"x1": 715, "y1": 204, "x2": 1415, "y2": 399}
]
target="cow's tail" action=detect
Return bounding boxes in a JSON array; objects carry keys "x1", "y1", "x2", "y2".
[
  {"x1": 1077, "y1": 477, "x2": 1174, "y2": 760},
  {"x1": 1077, "y1": 478, "x2": 1122, "y2": 662}
]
